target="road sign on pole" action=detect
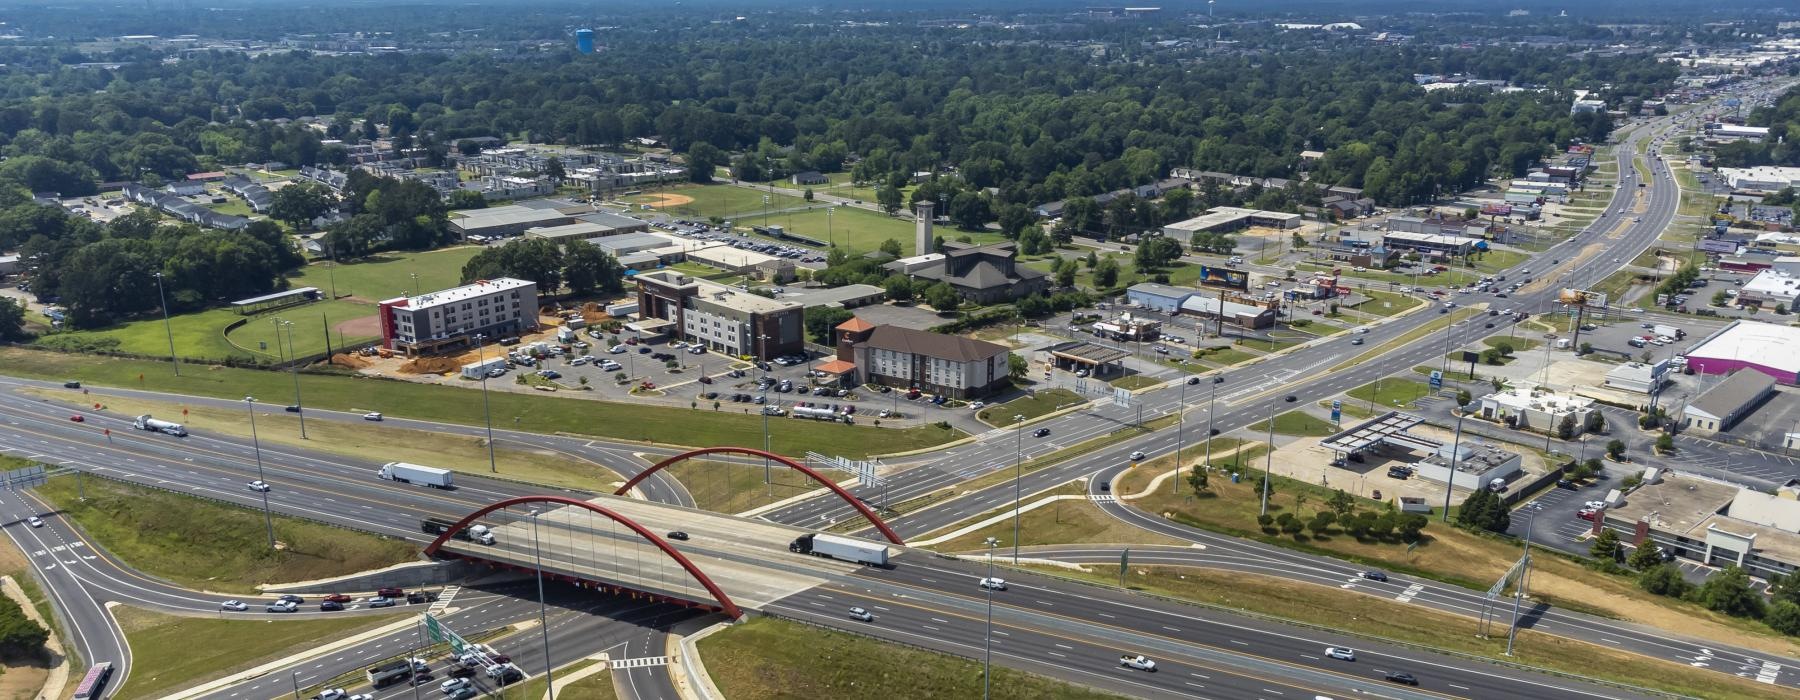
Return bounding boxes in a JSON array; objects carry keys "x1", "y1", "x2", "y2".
[
  {"x1": 1112, "y1": 387, "x2": 1132, "y2": 408},
  {"x1": 1429, "y1": 370, "x2": 1443, "y2": 390},
  {"x1": 1330, "y1": 400, "x2": 1342, "y2": 425},
  {"x1": 424, "y1": 614, "x2": 471, "y2": 655}
]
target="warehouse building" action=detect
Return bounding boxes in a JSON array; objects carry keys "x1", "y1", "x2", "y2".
[
  {"x1": 1684, "y1": 320, "x2": 1800, "y2": 385},
  {"x1": 1381, "y1": 231, "x2": 1482, "y2": 258},
  {"x1": 451, "y1": 205, "x2": 577, "y2": 238},
  {"x1": 1161, "y1": 206, "x2": 1301, "y2": 236},
  {"x1": 1681, "y1": 370, "x2": 1777, "y2": 435}
]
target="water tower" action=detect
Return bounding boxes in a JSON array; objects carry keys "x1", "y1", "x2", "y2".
[{"x1": 575, "y1": 28, "x2": 595, "y2": 54}]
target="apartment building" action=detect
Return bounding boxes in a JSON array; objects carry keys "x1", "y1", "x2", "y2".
[
  {"x1": 634, "y1": 271, "x2": 803, "y2": 359},
  {"x1": 379, "y1": 278, "x2": 538, "y2": 356}
]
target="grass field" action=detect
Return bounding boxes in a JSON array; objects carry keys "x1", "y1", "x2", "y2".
[
  {"x1": 1, "y1": 348, "x2": 961, "y2": 459},
  {"x1": 33, "y1": 477, "x2": 419, "y2": 592},
  {"x1": 1351, "y1": 289, "x2": 1424, "y2": 317},
  {"x1": 289, "y1": 247, "x2": 483, "y2": 301},
  {"x1": 42, "y1": 390, "x2": 627, "y2": 492},
  {"x1": 700, "y1": 617, "x2": 1121, "y2": 700},
  {"x1": 1042, "y1": 567, "x2": 1792, "y2": 700},
  {"x1": 113, "y1": 606, "x2": 401, "y2": 700},
  {"x1": 665, "y1": 458, "x2": 847, "y2": 516},
  {"x1": 976, "y1": 388, "x2": 1085, "y2": 425},
  {"x1": 929, "y1": 481, "x2": 1184, "y2": 552},
  {"x1": 33, "y1": 298, "x2": 381, "y2": 364},
  {"x1": 1269, "y1": 410, "x2": 1337, "y2": 437},
  {"x1": 628, "y1": 184, "x2": 806, "y2": 221},
  {"x1": 1108, "y1": 375, "x2": 1162, "y2": 390},
  {"x1": 1191, "y1": 346, "x2": 1260, "y2": 366},
  {"x1": 1345, "y1": 378, "x2": 1434, "y2": 409}
]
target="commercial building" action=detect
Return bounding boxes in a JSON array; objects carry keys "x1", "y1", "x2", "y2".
[
  {"x1": 1161, "y1": 207, "x2": 1301, "y2": 236},
  {"x1": 1736, "y1": 259, "x2": 1800, "y2": 307},
  {"x1": 524, "y1": 222, "x2": 614, "y2": 242},
  {"x1": 1719, "y1": 166, "x2": 1800, "y2": 192},
  {"x1": 687, "y1": 246, "x2": 796, "y2": 282},
  {"x1": 379, "y1": 278, "x2": 538, "y2": 356},
  {"x1": 1708, "y1": 124, "x2": 1772, "y2": 142},
  {"x1": 1603, "y1": 473, "x2": 1800, "y2": 581},
  {"x1": 884, "y1": 241, "x2": 1047, "y2": 305},
  {"x1": 1476, "y1": 384, "x2": 1598, "y2": 435},
  {"x1": 1381, "y1": 231, "x2": 1481, "y2": 258},
  {"x1": 1125, "y1": 283, "x2": 1193, "y2": 313},
  {"x1": 1092, "y1": 313, "x2": 1162, "y2": 342},
  {"x1": 1178, "y1": 293, "x2": 1278, "y2": 329},
  {"x1": 827, "y1": 318, "x2": 1010, "y2": 399},
  {"x1": 1681, "y1": 370, "x2": 1776, "y2": 436},
  {"x1": 1603, "y1": 360, "x2": 1672, "y2": 395},
  {"x1": 1683, "y1": 320, "x2": 1800, "y2": 385},
  {"x1": 450, "y1": 205, "x2": 577, "y2": 238},
  {"x1": 634, "y1": 270, "x2": 803, "y2": 360}
]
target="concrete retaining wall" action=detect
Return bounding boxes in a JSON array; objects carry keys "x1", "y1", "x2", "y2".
[{"x1": 260, "y1": 559, "x2": 499, "y2": 594}]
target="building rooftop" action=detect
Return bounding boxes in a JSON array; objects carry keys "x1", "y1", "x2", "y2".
[
  {"x1": 1163, "y1": 206, "x2": 1300, "y2": 232},
  {"x1": 1687, "y1": 370, "x2": 1776, "y2": 421},
  {"x1": 1481, "y1": 384, "x2": 1593, "y2": 414},
  {"x1": 636, "y1": 270, "x2": 798, "y2": 314},
  {"x1": 1128, "y1": 282, "x2": 1195, "y2": 299},
  {"x1": 1609, "y1": 472, "x2": 1739, "y2": 535},
  {"x1": 525, "y1": 222, "x2": 613, "y2": 239},
  {"x1": 576, "y1": 210, "x2": 649, "y2": 230},
  {"x1": 859, "y1": 325, "x2": 1008, "y2": 363},
  {"x1": 392, "y1": 278, "x2": 533, "y2": 311},
  {"x1": 1320, "y1": 412, "x2": 1427, "y2": 454},
  {"x1": 453, "y1": 206, "x2": 572, "y2": 230},
  {"x1": 1686, "y1": 320, "x2": 1800, "y2": 377}
]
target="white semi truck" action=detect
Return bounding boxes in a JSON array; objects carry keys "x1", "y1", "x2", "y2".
[
  {"x1": 132, "y1": 414, "x2": 187, "y2": 436},
  {"x1": 378, "y1": 462, "x2": 453, "y2": 488},
  {"x1": 789, "y1": 533, "x2": 889, "y2": 566}
]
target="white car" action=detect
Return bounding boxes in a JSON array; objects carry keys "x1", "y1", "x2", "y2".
[
  {"x1": 969, "y1": 401, "x2": 986, "y2": 410},
  {"x1": 316, "y1": 689, "x2": 346, "y2": 700},
  {"x1": 25, "y1": 516, "x2": 43, "y2": 528},
  {"x1": 248, "y1": 480, "x2": 271, "y2": 493},
  {"x1": 1119, "y1": 654, "x2": 1157, "y2": 671},
  {"x1": 979, "y1": 577, "x2": 1008, "y2": 591},
  {"x1": 220, "y1": 600, "x2": 248, "y2": 611},
  {"x1": 1325, "y1": 646, "x2": 1356, "y2": 661},
  {"x1": 347, "y1": 695, "x2": 374, "y2": 700},
  {"x1": 1129, "y1": 451, "x2": 1146, "y2": 461},
  {"x1": 848, "y1": 606, "x2": 874, "y2": 622},
  {"x1": 1585, "y1": 501, "x2": 1608, "y2": 510},
  {"x1": 609, "y1": 345, "x2": 628, "y2": 354},
  {"x1": 363, "y1": 412, "x2": 383, "y2": 421},
  {"x1": 440, "y1": 678, "x2": 472, "y2": 694},
  {"x1": 570, "y1": 357, "x2": 590, "y2": 366}
]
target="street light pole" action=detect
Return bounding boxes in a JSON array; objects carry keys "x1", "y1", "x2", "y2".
[
  {"x1": 154, "y1": 271, "x2": 179, "y2": 376},
  {"x1": 758, "y1": 333, "x2": 772, "y2": 488},
  {"x1": 244, "y1": 396, "x2": 276, "y2": 548},
  {"x1": 1203, "y1": 376, "x2": 1222, "y2": 471},
  {"x1": 278, "y1": 319, "x2": 306, "y2": 439},
  {"x1": 1443, "y1": 404, "x2": 1466, "y2": 522},
  {"x1": 1173, "y1": 377, "x2": 1189, "y2": 494},
  {"x1": 475, "y1": 334, "x2": 497, "y2": 472},
  {"x1": 983, "y1": 536, "x2": 999, "y2": 700},
  {"x1": 1262, "y1": 395, "x2": 1296, "y2": 516},
  {"x1": 530, "y1": 510, "x2": 556, "y2": 698},
  {"x1": 1012, "y1": 413, "x2": 1025, "y2": 564}
]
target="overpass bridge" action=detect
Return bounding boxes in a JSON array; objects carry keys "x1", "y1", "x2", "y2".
[{"x1": 424, "y1": 447, "x2": 904, "y2": 619}]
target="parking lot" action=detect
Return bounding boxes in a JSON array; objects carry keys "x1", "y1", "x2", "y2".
[{"x1": 1509, "y1": 473, "x2": 1615, "y2": 557}]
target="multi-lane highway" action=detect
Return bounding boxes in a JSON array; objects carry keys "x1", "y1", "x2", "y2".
[{"x1": 0, "y1": 88, "x2": 1793, "y2": 700}]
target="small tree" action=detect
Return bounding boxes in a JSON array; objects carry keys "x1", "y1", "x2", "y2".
[
  {"x1": 1256, "y1": 513, "x2": 1275, "y2": 532},
  {"x1": 1277, "y1": 512, "x2": 1304, "y2": 536},
  {"x1": 1578, "y1": 341, "x2": 1593, "y2": 355},
  {"x1": 1187, "y1": 468, "x2": 1210, "y2": 496},
  {"x1": 1655, "y1": 433, "x2": 1675, "y2": 454},
  {"x1": 1307, "y1": 511, "x2": 1336, "y2": 537},
  {"x1": 1627, "y1": 541, "x2": 1665, "y2": 570},
  {"x1": 803, "y1": 187, "x2": 814, "y2": 201},
  {"x1": 1606, "y1": 439, "x2": 1626, "y2": 460},
  {"x1": 1327, "y1": 489, "x2": 1356, "y2": 516},
  {"x1": 1482, "y1": 348, "x2": 1503, "y2": 365},
  {"x1": 1638, "y1": 563, "x2": 1693, "y2": 598},
  {"x1": 1397, "y1": 513, "x2": 1428, "y2": 541},
  {"x1": 1584, "y1": 410, "x2": 1606, "y2": 434},
  {"x1": 1766, "y1": 601, "x2": 1800, "y2": 636},
  {"x1": 1557, "y1": 413, "x2": 1578, "y2": 440},
  {"x1": 1696, "y1": 566, "x2": 1766, "y2": 618},
  {"x1": 1590, "y1": 528, "x2": 1622, "y2": 561},
  {"x1": 1713, "y1": 290, "x2": 1730, "y2": 306}
]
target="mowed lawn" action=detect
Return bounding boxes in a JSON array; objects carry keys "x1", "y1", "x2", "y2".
[
  {"x1": 289, "y1": 246, "x2": 482, "y2": 301},
  {"x1": 35, "y1": 299, "x2": 378, "y2": 362},
  {"x1": 628, "y1": 184, "x2": 806, "y2": 220},
  {"x1": 734, "y1": 205, "x2": 926, "y2": 254}
]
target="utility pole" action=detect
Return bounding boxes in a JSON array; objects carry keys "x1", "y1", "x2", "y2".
[
  {"x1": 1261, "y1": 395, "x2": 1296, "y2": 516},
  {"x1": 154, "y1": 272, "x2": 179, "y2": 376},
  {"x1": 1012, "y1": 413, "x2": 1026, "y2": 564},
  {"x1": 245, "y1": 396, "x2": 276, "y2": 548}
]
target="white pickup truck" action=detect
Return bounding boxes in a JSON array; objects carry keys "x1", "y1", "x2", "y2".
[{"x1": 1119, "y1": 655, "x2": 1157, "y2": 672}]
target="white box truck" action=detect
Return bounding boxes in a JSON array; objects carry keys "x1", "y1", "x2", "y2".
[
  {"x1": 132, "y1": 414, "x2": 187, "y2": 436},
  {"x1": 1653, "y1": 324, "x2": 1685, "y2": 341},
  {"x1": 378, "y1": 462, "x2": 453, "y2": 488},
  {"x1": 789, "y1": 533, "x2": 889, "y2": 566}
]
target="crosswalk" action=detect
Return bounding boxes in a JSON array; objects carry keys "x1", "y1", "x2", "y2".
[
  {"x1": 428, "y1": 585, "x2": 461, "y2": 613},
  {"x1": 1089, "y1": 495, "x2": 1117, "y2": 503},
  {"x1": 1757, "y1": 660, "x2": 1782, "y2": 684},
  {"x1": 609, "y1": 656, "x2": 672, "y2": 669},
  {"x1": 1394, "y1": 583, "x2": 1425, "y2": 603}
]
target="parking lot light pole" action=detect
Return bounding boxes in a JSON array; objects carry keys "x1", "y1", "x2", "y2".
[
  {"x1": 1261, "y1": 395, "x2": 1296, "y2": 516},
  {"x1": 759, "y1": 333, "x2": 772, "y2": 486},
  {"x1": 1012, "y1": 414, "x2": 1025, "y2": 564},
  {"x1": 475, "y1": 334, "x2": 497, "y2": 473},
  {"x1": 983, "y1": 537, "x2": 999, "y2": 700},
  {"x1": 154, "y1": 272, "x2": 179, "y2": 376},
  {"x1": 244, "y1": 396, "x2": 276, "y2": 548}
]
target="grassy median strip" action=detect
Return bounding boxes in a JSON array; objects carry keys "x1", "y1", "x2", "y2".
[
  {"x1": 667, "y1": 458, "x2": 846, "y2": 516},
  {"x1": 977, "y1": 388, "x2": 1085, "y2": 425},
  {"x1": 1040, "y1": 567, "x2": 1787, "y2": 700},
  {"x1": 927, "y1": 481, "x2": 1184, "y2": 552},
  {"x1": 700, "y1": 616, "x2": 1122, "y2": 700},
  {"x1": 1329, "y1": 307, "x2": 1483, "y2": 372},
  {"x1": 36, "y1": 390, "x2": 626, "y2": 492},
  {"x1": 33, "y1": 477, "x2": 418, "y2": 592},
  {"x1": 1, "y1": 347, "x2": 959, "y2": 459},
  {"x1": 113, "y1": 605, "x2": 403, "y2": 700},
  {"x1": 503, "y1": 659, "x2": 613, "y2": 700}
]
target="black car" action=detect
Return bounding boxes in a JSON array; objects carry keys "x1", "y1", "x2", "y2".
[
  {"x1": 62, "y1": 381, "x2": 80, "y2": 389},
  {"x1": 1556, "y1": 478, "x2": 1576, "y2": 489},
  {"x1": 1033, "y1": 428, "x2": 1051, "y2": 438},
  {"x1": 1361, "y1": 571, "x2": 1389, "y2": 582},
  {"x1": 1384, "y1": 671, "x2": 1418, "y2": 686},
  {"x1": 319, "y1": 600, "x2": 344, "y2": 611},
  {"x1": 448, "y1": 667, "x2": 477, "y2": 679},
  {"x1": 666, "y1": 531, "x2": 690, "y2": 541},
  {"x1": 285, "y1": 405, "x2": 301, "y2": 413},
  {"x1": 1386, "y1": 466, "x2": 1413, "y2": 479}
]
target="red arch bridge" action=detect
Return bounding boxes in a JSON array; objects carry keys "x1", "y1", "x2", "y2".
[{"x1": 424, "y1": 447, "x2": 905, "y2": 619}]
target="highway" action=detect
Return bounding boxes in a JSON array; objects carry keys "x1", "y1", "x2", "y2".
[{"x1": 0, "y1": 86, "x2": 1791, "y2": 700}]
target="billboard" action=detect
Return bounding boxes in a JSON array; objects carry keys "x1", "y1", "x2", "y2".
[
  {"x1": 1557, "y1": 288, "x2": 1609, "y2": 309},
  {"x1": 1697, "y1": 238, "x2": 1739, "y2": 254},
  {"x1": 1198, "y1": 265, "x2": 1249, "y2": 289}
]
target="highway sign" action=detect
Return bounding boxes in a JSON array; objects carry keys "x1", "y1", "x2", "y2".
[
  {"x1": 1112, "y1": 387, "x2": 1132, "y2": 408},
  {"x1": 424, "y1": 614, "x2": 471, "y2": 655},
  {"x1": 0, "y1": 465, "x2": 45, "y2": 490}
]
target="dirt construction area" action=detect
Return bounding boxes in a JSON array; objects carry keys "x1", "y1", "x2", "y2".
[
  {"x1": 631, "y1": 192, "x2": 696, "y2": 209},
  {"x1": 332, "y1": 313, "x2": 382, "y2": 339}
]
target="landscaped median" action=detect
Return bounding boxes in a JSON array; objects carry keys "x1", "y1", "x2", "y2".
[
  {"x1": 698, "y1": 616, "x2": 1119, "y2": 699},
  {"x1": 112, "y1": 605, "x2": 404, "y2": 700},
  {"x1": 1, "y1": 347, "x2": 960, "y2": 459},
  {"x1": 1329, "y1": 305, "x2": 1486, "y2": 373},
  {"x1": 31, "y1": 476, "x2": 418, "y2": 592}
]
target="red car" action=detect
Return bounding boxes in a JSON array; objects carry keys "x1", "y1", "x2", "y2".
[
  {"x1": 377, "y1": 587, "x2": 404, "y2": 598},
  {"x1": 1576, "y1": 509, "x2": 1598, "y2": 522},
  {"x1": 69, "y1": 415, "x2": 84, "y2": 422},
  {"x1": 323, "y1": 593, "x2": 352, "y2": 603}
]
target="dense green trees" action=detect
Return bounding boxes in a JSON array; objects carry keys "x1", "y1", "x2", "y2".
[
  {"x1": 0, "y1": 594, "x2": 46, "y2": 659},
  {"x1": 460, "y1": 238, "x2": 623, "y2": 297},
  {"x1": 1456, "y1": 487, "x2": 1511, "y2": 533},
  {"x1": 270, "y1": 182, "x2": 335, "y2": 230}
]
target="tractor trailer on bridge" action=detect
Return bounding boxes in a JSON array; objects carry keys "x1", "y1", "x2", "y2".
[
  {"x1": 132, "y1": 415, "x2": 186, "y2": 436},
  {"x1": 421, "y1": 517, "x2": 495, "y2": 544},
  {"x1": 378, "y1": 462, "x2": 454, "y2": 488},
  {"x1": 789, "y1": 533, "x2": 888, "y2": 566}
]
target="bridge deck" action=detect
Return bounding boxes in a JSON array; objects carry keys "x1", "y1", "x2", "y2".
[{"x1": 438, "y1": 494, "x2": 872, "y2": 609}]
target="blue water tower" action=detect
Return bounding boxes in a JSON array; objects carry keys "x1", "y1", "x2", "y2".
[{"x1": 575, "y1": 28, "x2": 595, "y2": 54}]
